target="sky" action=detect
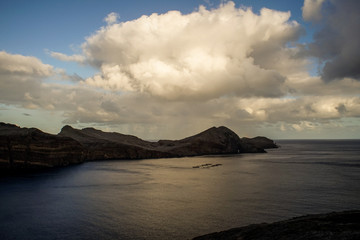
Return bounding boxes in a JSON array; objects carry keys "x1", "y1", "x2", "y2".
[{"x1": 0, "y1": 0, "x2": 359, "y2": 139}]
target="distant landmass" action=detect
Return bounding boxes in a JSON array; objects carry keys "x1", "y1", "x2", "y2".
[
  {"x1": 193, "y1": 210, "x2": 360, "y2": 240},
  {"x1": 0, "y1": 122, "x2": 277, "y2": 173}
]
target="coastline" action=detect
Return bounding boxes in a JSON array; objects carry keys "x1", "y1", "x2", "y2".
[
  {"x1": 0, "y1": 122, "x2": 277, "y2": 175},
  {"x1": 193, "y1": 210, "x2": 360, "y2": 240}
]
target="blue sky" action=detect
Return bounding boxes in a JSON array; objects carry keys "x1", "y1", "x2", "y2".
[{"x1": 1, "y1": 0, "x2": 359, "y2": 139}]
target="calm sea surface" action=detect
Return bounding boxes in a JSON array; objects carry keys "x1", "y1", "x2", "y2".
[{"x1": 1, "y1": 140, "x2": 360, "y2": 239}]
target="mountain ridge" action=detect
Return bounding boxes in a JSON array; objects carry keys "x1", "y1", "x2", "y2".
[{"x1": 1, "y1": 122, "x2": 277, "y2": 174}]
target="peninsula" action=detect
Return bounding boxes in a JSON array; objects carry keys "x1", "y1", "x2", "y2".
[{"x1": 0, "y1": 122, "x2": 277, "y2": 173}]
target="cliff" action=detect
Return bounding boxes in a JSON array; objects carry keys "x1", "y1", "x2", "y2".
[
  {"x1": 1, "y1": 122, "x2": 277, "y2": 173},
  {"x1": 193, "y1": 210, "x2": 360, "y2": 240},
  {"x1": 240, "y1": 136, "x2": 278, "y2": 152},
  {"x1": 0, "y1": 123, "x2": 84, "y2": 172}
]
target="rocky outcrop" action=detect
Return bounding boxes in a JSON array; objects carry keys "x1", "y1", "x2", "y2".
[
  {"x1": 1, "y1": 122, "x2": 277, "y2": 173},
  {"x1": 240, "y1": 136, "x2": 278, "y2": 153},
  {"x1": 0, "y1": 123, "x2": 84, "y2": 172},
  {"x1": 193, "y1": 210, "x2": 360, "y2": 240}
]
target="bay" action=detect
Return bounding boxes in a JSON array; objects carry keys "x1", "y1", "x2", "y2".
[{"x1": 1, "y1": 140, "x2": 360, "y2": 239}]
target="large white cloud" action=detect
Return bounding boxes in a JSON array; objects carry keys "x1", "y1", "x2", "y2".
[{"x1": 82, "y1": 2, "x2": 304, "y2": 100}]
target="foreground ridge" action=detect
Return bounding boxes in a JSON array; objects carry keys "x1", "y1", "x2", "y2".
[
  {"x1": 193, "y1": 210, "x2": 360, "y2": 240},
  {"x1": 0, "y1": 122, "x2": 277, "y2": 173}
]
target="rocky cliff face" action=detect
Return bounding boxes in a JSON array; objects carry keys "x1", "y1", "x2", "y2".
[
  {"x1": 1, "y1": 122, "x2": 277, "y2": 173},
  {"x1": 0, "y1": 123, "x2": 84, "y2": 172},
  {"x1": 193, "y1": 210, "x2": 360, "y2": 240}
]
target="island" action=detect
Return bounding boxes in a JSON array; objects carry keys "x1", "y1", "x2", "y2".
[{"x1": 0, "y1": 122, "x2": 277, "y2": 174}]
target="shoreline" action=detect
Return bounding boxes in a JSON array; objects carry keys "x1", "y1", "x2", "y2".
[{"x1": 193, "y1": 210, "x2": 360, "y2": 240}]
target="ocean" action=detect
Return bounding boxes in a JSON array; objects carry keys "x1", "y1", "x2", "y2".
[{"x1": 1, "y1": 140, "x2": 360, "y2": 239}]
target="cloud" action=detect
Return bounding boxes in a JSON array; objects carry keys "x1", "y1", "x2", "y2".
[
  {"x1": 49, "y1": 51, "x2": 85, "y2": 63},
  {"x1": 0, "y1": 51, "x2": 53, "y2": 76},
  {"x1": 2, "y1": 3, "x2": 360, "y2": 139},
  {"x1": 2, "y1": 51, "x2": 358, "y2": 137},
  {"x1": 287, "y1": 75, "x2": 360, "y2": 96},
  {"x1": 57, "y1": 93, "x2": 360, "y2": 138},
  {"x1": 203, "y1": 0, "x2": 214, "y2": 7},
  {"x1": 0, "y1": 51, "x2": 54, "y2": 105},
  {"x1": 82, "y1": 2, "x2": 304, "y2": 100},
  {"x1": 104, "y1": 12, "x2": 119, "y2": 25},
  {"x1": 302, "y1": 0, "x2": 326, "y2": 21},
  {"x1": 307, "y1": 0, "x2": 360, "y2": 81},
  {"x1": 1, "y1": 51, "x2": 359, "y2": 139},
  {"x1": 234, "y1": 96, "x2": 360, "y2": 123}
]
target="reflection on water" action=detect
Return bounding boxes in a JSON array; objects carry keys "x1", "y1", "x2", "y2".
[{"x1": 1, "y1": 140, "x2": 360, "y2": 239}]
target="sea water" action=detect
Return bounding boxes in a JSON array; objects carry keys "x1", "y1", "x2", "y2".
[{"x1": 1, "y1": 140, "x2": 360, "y2": 239}]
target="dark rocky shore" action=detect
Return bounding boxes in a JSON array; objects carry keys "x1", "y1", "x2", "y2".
[
  {"x1": 0, "y1": 122, "x2": 277, "y2": 174},
  {"x1": 193, "y1": 210, "x2": 360, "y2": 240}
]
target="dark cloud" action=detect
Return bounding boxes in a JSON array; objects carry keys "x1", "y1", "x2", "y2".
[
  {"x1": 336, "y1": 103, "x2": 347, "y2": 115},
  {"x1": 308, "y1": 0, "x2": 360, "y2": 81}
]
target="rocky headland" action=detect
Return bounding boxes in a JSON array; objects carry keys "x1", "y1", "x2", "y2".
[
  {"x1": 0, "y1": 123, "x2": 84, "y2": 173},
  {"x1": 193, "y1": 210, "x2": 360, "y2": 240},
  {"x1": 0, "y1": 122, "x2": 277, "y2": 173}
]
